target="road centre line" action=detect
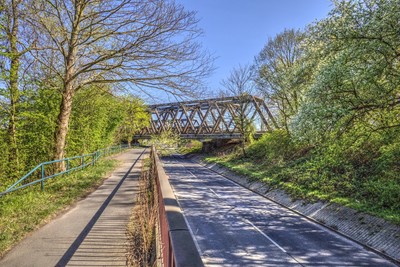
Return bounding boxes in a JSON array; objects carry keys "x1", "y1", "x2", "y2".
[
  {"x1": 186, "y1": 165, "x2": 287, "y2": 254},
  {"x1": 179, "y1": 160, "x2": 307, "y2": 266},
  {"x1": 185, "y1": 168, "x2": 221, "y2": 198},
  {"x1": 209, "y1": 188, "x2": 220, "y2": 198},
  {"x1": 243, "y1": 218, "x2": 287, "y2": 253}
]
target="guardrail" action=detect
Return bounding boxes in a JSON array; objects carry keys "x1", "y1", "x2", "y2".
[
  {"x1": 150, "y1": 146, "x2": 204, "y2": 267},
  {"x1": 0, "y1": 144, "x2": 129, "y2": 197}
]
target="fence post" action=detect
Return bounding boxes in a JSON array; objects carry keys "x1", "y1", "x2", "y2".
[
  {"x1": 41, "y1": 164, "x2": 45, "y2": 191},
  {"x1": 92, "y1": 153, "x2": 95, "y2": 166}
]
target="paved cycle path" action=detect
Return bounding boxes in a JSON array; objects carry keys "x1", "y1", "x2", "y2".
[{"x1": 0, "y1": 148, "x2": 146, "y2": 267}]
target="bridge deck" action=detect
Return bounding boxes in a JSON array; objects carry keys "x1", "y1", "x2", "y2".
[
  {"x1": 135, "y1": 95, "x2": 278, "y2": 139},
  {"x1": 134, "y1": 132, "x2": 265, "y2": 140}
]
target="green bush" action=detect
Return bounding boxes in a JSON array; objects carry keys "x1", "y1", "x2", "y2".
[
  {"x1": 362, "y1": 179, "x2": 400, "y2": 211},
  {"x1": 178, "y1": 140, "x2": 203, "y2": 154},
  {"x1": 247, "y1": 130, "x2": 296, "y2": 163},
  {"x1": 375, "y1": 141, "x2": 400, "y2": 178}
]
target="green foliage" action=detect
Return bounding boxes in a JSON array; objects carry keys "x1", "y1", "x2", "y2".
[
  {"x1": 238, "y1": 0, "x2": 399, "y2": 223},
  {"x1": 234, "y1": 112, "x2": 256, "y2": 144},
  {"x1": 0, "y1": 82, "x2": 61, "y2": 183},
  {"x1": 114, "y1": 96, "x2": 150, "y2": 146},
  {"x1": 18, "y1": 84, "x2": 61, "y2": 169},
  {"x1": 0, "y1": 79, "x2": 148, "y2": 185},
  {"x1": 0, "y1": 130, "x2": 8, "y2": 184},
  {"x1": 143, "y1": 129, "x2": 180, "y2": 155},
  {"x1": 247, "y1": 130, "x2": 295, "y2": 163},
  {"x1": 233, "y1": 107, "x2": 256, "y2": 156},
  {"x1": 67, "y1": 87, "x2": 126, "y2": 155},
  {"x1": 293, "y1": 0, "x2": 400, "y2": 142},
  {"x1": 178, "y1": 140, "x2": 203, "y2": 154},
  {"x1": 210, "y1": 0, "x2": 400, "y2": 224}
]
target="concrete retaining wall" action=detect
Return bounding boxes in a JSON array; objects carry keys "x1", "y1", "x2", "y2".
[
  {"x1": 188, "y1": 154, "x2": 400, "y2": 263},
  {"x1": 152, "y1": 147, "x2": 204, "y2": 267}
]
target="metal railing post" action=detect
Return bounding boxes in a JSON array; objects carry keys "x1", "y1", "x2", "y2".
[{"x1": 41, "y1": 164, "x2": 45, "y2": 191}]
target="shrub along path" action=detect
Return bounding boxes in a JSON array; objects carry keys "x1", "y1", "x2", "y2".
[{"x1": 0, "y1": 148, "x2": 146, "y2": 267}]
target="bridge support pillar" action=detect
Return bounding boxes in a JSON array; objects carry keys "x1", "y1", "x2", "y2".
[{"x1": 201, "y1": 139, "x2": 239, "y2": 153}]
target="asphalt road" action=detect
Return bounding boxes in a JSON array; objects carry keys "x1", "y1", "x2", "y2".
[
  {"x1": 162, "y1": 155, "x2": 397, "y2": 267},
  {"x1": 0, "y1": 148, "x2": 146, "y2": 267}
]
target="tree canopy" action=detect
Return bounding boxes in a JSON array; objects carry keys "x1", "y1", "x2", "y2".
[
  {"x1": 0, "y1": 0, "x2": 211, "y2": 181},
  {"x1": 293, "y1": 0, "x2": 400, "y2": 143}
]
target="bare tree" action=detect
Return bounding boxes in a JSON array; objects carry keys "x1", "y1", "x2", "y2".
[
  {"x1": 221, "y1": 64, "x2": 255, "y2": 156},
  {"x1": 29, "y1": 0, "x2": 212, "y2": 168},
  {"x1": 221, "y1": 64, "x2": 255, "y2": 97},
  {"x1": 254, "y1": 28, "x2": 305, "y2": 132},
  {"x1": 0, "y1": 0, "x2": 36, "y2": 175}
]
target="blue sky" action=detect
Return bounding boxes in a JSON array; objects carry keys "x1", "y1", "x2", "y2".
[{"x1": 175, "y1": 0, "x2": 333, "y2": 96}]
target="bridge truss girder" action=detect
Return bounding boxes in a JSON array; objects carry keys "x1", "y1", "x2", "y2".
[{"x1": 135, "y1": 95, "x2": 278, "y2": 139}]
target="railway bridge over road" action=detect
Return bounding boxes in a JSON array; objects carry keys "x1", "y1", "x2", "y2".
[{"x1": 134, "y1": 95, "x2": 279, "y2": 140}]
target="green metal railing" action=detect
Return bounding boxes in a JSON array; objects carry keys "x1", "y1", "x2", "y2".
[{"x1": 0, "y1": 144, "x2": 129, "y2": 197}]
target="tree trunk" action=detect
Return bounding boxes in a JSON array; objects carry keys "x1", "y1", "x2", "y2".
[
  {"x1": 53, "y1": 2, "x2": 81, "y2": 170},
  {"x1": 8, "y1": 57, "x2": 20, "y2": 174},
  {"x1": 241, "y1": 138, "x2": 247, "y2": 157},
  {"x1": 128, "y1": 136, "x2": 132, "y2": 148},
  {"x1": 8, "y1": 81, "x2": 19, "y2": 176},
  {"x1": 7, "y1": 0, "x2": 21, "y2": 177},
  {"x1": 53, "y1": 82, "x2": 75, "y2": 171}
]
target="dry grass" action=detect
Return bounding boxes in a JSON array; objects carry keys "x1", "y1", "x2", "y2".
[{"x1": 127, "y1": 159, "x2": 158, "y2": 267}]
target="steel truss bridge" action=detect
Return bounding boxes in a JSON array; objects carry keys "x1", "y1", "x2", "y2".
[{"x1": 134, "y1": 95, "x2": 278, "y2": 139}]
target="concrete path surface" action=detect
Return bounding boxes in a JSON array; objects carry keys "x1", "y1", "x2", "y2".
[{"x1": 0, "y1": 148, "x2": 146, "y2": 267}]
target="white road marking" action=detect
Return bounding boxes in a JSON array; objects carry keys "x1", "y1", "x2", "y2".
[
  {"x1": 180, "y1": 205, "x2": 204, "y2": 256},
  {"x1": 171, "y1": 165, "x2": 204, "y2": 257},
  {"x1": 186, "y1": 169, "x2": 198, "y2": 179},
  {"x1": 187, "y1": 168, "x2": 221, "y2": 199},
  {"x1": 209, "y1": 188, "x2": 220, "y2": 198},
  {"x1": 186, "y1": 164, "x2": 288, "y2": 254},
  {"x1": 243, "y1": 218, "x2": 287, "y2": 253}
]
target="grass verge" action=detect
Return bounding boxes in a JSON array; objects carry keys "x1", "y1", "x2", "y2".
[
  {"x1": 0, "y1": 159, "x2": 118, "y2": 257},
  {"x1": 205, "y1": 155, "x2": 400, "y2": 225},
  {"x1": 178, "y1": 140, "x2": 203, "y2": 155},
  {"x1": 202, "y1": 132, "x2": 400, "y2": 225}
]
